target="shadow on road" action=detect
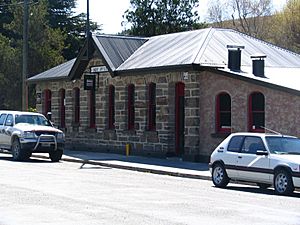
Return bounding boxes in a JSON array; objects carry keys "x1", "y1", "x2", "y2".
[
  {"x1": 0, "y1": 155, "x2": 53, "y2": 164},
  {"x1": 216, "y1": 185, "x2": 300, "y2": 198},
  {"x1": 79, "y1": 162, "x2": 112, "y2": 170}
]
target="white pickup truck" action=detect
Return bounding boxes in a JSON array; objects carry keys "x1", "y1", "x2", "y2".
[{"x1": 0, "y1": 111, "x2": 65, "y2": 162}]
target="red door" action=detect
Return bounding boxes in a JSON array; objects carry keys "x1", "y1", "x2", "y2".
[{"x1": 175, "y1": 82, "x2": 185, "y2": 156}]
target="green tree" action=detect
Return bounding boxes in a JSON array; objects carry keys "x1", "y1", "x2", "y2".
[
  {"x1": 269, "y1": 0, "x2": 300, "y2": 53},
  {"x1": 46, "y1": 0, "x2": 101, "y2": 60},
  {"x1": 1, "y1": 0, "x2": 66, "y2": 109},
  {"x1": 122, "y1": 0, "x2": 202, "y2": 36},
  {"x1": 0, "y1": 34, "x2": 21, "y2": 109}
]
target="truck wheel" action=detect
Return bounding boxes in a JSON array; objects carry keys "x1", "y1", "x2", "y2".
[
  {"x1": 49, "y1": 150, "x2": 63, "y2": 162},
  {"x1": 11, "y1": 138, "x2": 27, "y2": 161}
]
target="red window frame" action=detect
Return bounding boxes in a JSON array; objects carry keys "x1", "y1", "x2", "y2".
[
  {"x1": 249, "y1": 92, "x2": 265, "y2": 132},
  {"x1": 147, "y1": 82, "x2": 156, "y2": 131},
  {"x1": 73, "y1": 88, "x2": 80, "y2": 124},
  {"x1": 59, "y1": 89, "x2": 66, "y2": 128},
  {"x1": 43, "y1": 89, "x2": 51, "y2": 117},
  {"x1": 216, "y1": 92, "x2": 231, "y2": 133},
  {"x1": 89, "y1": 89, "x2": 96, "y2": 128},
  {"x1": 127, "y1": 84, "x2": 135, "y2": 130},
  {"x1": 108, "y1": 85, "x2": 115, "y2": 129}
]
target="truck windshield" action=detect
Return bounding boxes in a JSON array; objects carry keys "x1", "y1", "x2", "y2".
[
  {"x1": 15, "y1": 115, "x2": 52, "y2": 127},
  {"x1": 266, "y1": 137, "x2": 300, "y2": 155}
]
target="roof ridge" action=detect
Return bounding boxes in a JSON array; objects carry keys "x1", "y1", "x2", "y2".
[
  {"x1": 228, "y1": 29, "x2": 300, "y2": 58},
  {"x1": 93, "y1": 33, "x2": 148, "y2": 41},
  {"x1": 192, "y1": 27, "x2": 215, "y2": 64}
]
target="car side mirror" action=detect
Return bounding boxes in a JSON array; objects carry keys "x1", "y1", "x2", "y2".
[{"x1": 256, "y1": 150, "x2": 268, "y2": 156}]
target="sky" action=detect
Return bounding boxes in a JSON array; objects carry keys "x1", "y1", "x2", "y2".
[{"x1": 75, "y1": 0, "x2": 287, "y2": 35}]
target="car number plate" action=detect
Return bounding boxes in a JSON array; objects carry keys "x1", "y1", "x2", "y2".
[{"x1": 42, "y1": 143, "x2": 51, "y2": 147}]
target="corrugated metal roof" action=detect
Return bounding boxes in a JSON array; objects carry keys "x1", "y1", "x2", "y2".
[
  {"x1": 219, "y1": 66, "x2": 300, "y2": 93},
  {"x1": 92, "y1": 35, "x2": 148, "y2": 71},
  {"x1": 28, "y1": 59, "x2": 76, "y2": 82},
  {"x1": 117, "y1": 28, "x2": 300, "y2": 72}
]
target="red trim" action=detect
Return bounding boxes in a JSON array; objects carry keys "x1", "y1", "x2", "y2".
[
  {"x1": 248, "y1": 92, "x2": 265, "y2": 132},
  {"x1": 127, "y1": 84, "x2": 135, "y2": 130},
  {"x1": 216, "y1": 92, "x2": 231, "y2": 133},
  {"x1": 74, "y1": 88, "x2": 80, "y2": 124},
  {"x1": 175, "y1": 82, "x2": 185, "y2": 155},
  {"x1": 108, "y1": 85, "x2": 115, "y2": 129},
  {"x1": 59, "y1": 89, "x2": 66, "y2": 128},
  {"x1": 89, "y1": 90, "x2": 96, "y2": 128},
  {"x1": 147, "y1": 83, "x2": 156, "y2": 131},
  {"x1": 43, "y1": 89, "x2": 51, "y2": 116}
]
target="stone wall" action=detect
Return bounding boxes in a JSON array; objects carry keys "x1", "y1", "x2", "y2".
[
  {"x1": 35, "y1": 58, "x2": 300, "y2": 163},
  {"x1": 36, "y1": 57, "x2": 202, "y2": 161}
]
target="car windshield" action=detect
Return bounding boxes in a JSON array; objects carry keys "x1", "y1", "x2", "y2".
[
  {"x1": 15, "y1": 114, "x2": 52, "y2": 127},
  {"x1": 266, "y1": 137, "x2": 300, "y2": 155}
]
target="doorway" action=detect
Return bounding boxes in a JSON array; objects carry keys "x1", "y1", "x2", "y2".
[{"x1": 175, "y1": 82, "x2": 185, "y2": 156}]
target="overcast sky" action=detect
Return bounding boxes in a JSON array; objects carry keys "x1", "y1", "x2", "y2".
[{"x1": 75, "y1": 0, "x2": 287, "y2": 34}]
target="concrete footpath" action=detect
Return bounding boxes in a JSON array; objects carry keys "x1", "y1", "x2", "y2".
[{"x1": 33, "y1": 150, "x2": 211, "y2": 180}]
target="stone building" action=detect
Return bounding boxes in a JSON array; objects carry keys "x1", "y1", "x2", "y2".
[{"x1": 28, "y1": 28, "x2": 300, "y2": 162}]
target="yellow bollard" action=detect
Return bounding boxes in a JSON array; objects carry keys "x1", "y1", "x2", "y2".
[{"x1": 125, "y1": 144, "x2": 130, "y2": 156}]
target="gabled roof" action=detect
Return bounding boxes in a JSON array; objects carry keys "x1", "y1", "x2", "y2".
[
  {"x1": 116, "y1": 28, "x2": 300, "y2": 73},
  {"x1": 28, "y1": 28, "x2": 300, "y2": 95},
  {"x1": 28, "y1": 59, "x2": 76, "y2": 83},
  {"x1": 92, "y1": 35, "x2": 148, "y2": 71}
]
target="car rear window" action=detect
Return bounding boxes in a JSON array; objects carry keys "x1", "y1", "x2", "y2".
[{"x1": 227, "y1": 136, "x2": 244, "y2": 152}]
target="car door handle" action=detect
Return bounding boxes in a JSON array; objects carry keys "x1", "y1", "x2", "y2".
[{"x1": 238, "y1": 156, "x2": 242, "y2": 159}]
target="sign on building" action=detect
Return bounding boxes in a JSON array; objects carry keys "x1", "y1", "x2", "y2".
[{"x1": 84, "y1": 75, "x2": 96, "y2": 90}]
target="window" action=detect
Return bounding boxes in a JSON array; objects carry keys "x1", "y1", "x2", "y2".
[
  {"x1": 5, "y1": 114, "x2": 13, "y2": 126},
  {"x1": 227, "y1": 136, "x2": 244, "y2": 152},
  {"x1": 216, "y1": 92, "x2": 231, "y2": 133},
  {"x1": 241, "y1": 136, "x2": 265, "y2": 154},
  {"x1": 249, "y1": 92, "x2": 265, "y2": 132},
  {"x1": 43, "y1": 89, "x2": 51, "y2": 117},
  {"x1": 89, "y1": 89, "x2": 96, "y2": 128},
  {"x1": 73, "y1": 88, "x2": 80, "y2": 124},
  {"x1": 147, "y1": 83, "x2": 156, "y2": 131},
  {"x1": 59, "y1": 89, "x2": 66, "y2": 128},
  {"x1": 108, "y1": 85, "x2": 115, "y2": 129},
  {"x1": 0, "y1": 114, "x2": 7, "y2": 125},
  {"x1": 127, "y1": 84, "x2": 135, "y2": 130}
]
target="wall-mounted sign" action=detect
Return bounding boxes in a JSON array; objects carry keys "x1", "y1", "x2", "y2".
[
  {"x1": 36, "y1": 92, "x2": 41, "y2": 104},
  {"x1": 84, "y1": 74, "x2": 96, "y2": 90},
  {"x1": 182, "y1": 72, "x2": 189, "y2": 80},
  {"x1": 90, "y1": 66, "x2": 108, "y2": 73}
]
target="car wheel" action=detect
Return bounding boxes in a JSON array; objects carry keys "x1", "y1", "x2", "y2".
[
  {"x1": 257, "y1": 183, "x2": 271, "y2": 189},
  {"x1": 274, "y1": 169, "x2": 294, "y2": 195},
  {"x1": 49, "y1": 150, "x2": 63, "y2": 162},
  {"x1": 212, "y1": 163, "x2": 229, "y2": 188},
  {"x1": 11, "y1": 138, "x2": 27, "y2": 161}
]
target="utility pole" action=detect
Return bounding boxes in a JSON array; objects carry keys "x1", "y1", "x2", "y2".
[
  {"x1": 86, "y1": 0, "x2": 90, "y2": 59},
  {"x1": 22, "y1": 0, "x2": 29, "y2": 111}
]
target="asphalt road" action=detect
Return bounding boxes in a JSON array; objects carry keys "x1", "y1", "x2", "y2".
[{"x1": 0, "y1": 153, "x2": 300, "y2": 225}]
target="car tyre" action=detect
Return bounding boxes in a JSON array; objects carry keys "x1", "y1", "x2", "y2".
[
  {"x1": 274, "y1": 169, "x2": 294, "y2": 195},
  {"x1": 11, "y1": 138, "x2": 28, "y2": 161},
  {"x1": 212, "y1": 163, "x2": 229, "y2": 188},
  {"x1": 49, "y1": 150, "x2": 63, "y2": 162}
]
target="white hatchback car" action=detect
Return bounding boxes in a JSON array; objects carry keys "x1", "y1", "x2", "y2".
[{"x1": 210, "y1": 132, "x2": 300, "y2": 195}]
